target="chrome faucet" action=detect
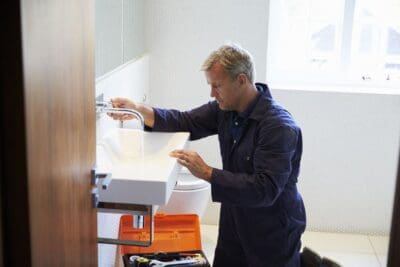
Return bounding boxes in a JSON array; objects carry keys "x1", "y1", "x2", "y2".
[{"x1": 96, "y1": 100, "x2": 144, "y2": 129}]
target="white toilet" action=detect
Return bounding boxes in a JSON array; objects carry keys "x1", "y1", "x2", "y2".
[{"x1": 157, "y1": 168, "x2": 211, "y2": 219}]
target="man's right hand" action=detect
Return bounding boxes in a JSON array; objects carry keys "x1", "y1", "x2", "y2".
[
  {"x1": 108, "y1": 97, "x2": 137, "y2": 121},
  {"x1": 108, "y1": 97, "x2": 155, "y2": 128}
]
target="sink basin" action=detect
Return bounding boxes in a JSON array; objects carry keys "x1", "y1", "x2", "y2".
[{"x1": 96, "y1": 128, "x2": 190, "y2": 206}]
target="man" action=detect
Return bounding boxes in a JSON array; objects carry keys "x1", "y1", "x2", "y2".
[{"x1": 110, "y1": 44, "x2": 306, "y2": 267}]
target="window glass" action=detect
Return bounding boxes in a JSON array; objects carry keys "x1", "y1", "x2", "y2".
[{"x1": 267, "y1": 0, "x2": 400, "y2": 89}]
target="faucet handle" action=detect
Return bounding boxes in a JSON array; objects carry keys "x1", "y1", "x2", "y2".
[
  {"x1": 96, "y1": 100, "x2": 112, "y2": 108},
  {"x1": 95, "y1": 100, "x2": 112, "y2": 117}
]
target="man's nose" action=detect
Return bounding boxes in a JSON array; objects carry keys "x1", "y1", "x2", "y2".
[{"x1": 210, "y1": 88, "x2": 216, "y2": 98}]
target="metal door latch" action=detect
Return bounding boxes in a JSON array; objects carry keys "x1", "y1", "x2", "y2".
[{"x1": 91, "y1": 166, "x2": 112, "y2": 189}]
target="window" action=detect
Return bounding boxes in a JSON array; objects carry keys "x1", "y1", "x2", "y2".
[{"x1": 267, "y1": 0, "x2": 400, "y2": 91}]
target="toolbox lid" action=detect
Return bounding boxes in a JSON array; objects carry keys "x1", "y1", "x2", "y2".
[{"x1": 118, "y1": 213, "x2": 202, "y2": 255}]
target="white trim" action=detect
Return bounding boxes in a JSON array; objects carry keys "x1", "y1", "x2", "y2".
[
  {"x1": 340, "y1": 0, "x2": 356, "y2": 69},
  {"x1": 95, "y1": 53, "x2": 148, "y2": 84},
  {"x1": 269, "y1": 82, "x2": 400, "y2": 95}
]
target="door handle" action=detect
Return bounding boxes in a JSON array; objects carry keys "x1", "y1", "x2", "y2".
[{"x1": 91, "y1": 166, "x2": 112, "y2": 189}]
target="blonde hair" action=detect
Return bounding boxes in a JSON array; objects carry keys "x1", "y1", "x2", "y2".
[{"x1": 201, "y1": 43, "x2": 255, "y2": 83}]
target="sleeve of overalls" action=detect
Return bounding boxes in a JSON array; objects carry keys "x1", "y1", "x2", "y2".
[
  {"x1": 147, "y1": 101, "x2": 219, "y2": 141},
  {"x1": 210, "y1": 124, "x2": 300, "y2": 207}
]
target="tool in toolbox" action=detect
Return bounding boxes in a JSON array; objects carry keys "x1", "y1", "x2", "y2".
[{"x1": 126, "y1": 251, "x2": 208, "y2": 266}]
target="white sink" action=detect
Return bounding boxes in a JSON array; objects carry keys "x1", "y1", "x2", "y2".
[{"x1": 96, "y1": 128, "x2": 190, "y2": 206}]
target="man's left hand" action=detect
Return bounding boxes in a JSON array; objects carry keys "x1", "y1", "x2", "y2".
[{"x1": 169, "y1": 149, "x2": 213, "y2": 182}]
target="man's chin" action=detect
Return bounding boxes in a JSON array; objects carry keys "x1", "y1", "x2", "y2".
[{"x1": 218, "y1": 103, "x2": 231, "y2": 111}]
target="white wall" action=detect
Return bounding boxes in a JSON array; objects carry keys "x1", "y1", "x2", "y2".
[
  {"x1": 272, "y1": 88, "x2": 400, "y2": 234},
  {"x1": 144, "y1": 0, "x2": 400, "y2": 234},
  {"x1": 145, "y1": 0, "x2": 269, "y2": 109}
]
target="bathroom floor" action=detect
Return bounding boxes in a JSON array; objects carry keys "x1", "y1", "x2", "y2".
[
  {"x1": 98, "y1": 221, "x2": 389, "y2": 266},
  {"x1": 200, "y1": 224, "x2": 389, "y2": 267}
]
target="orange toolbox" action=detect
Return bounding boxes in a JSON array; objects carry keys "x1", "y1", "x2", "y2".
[{"x1": 118, "y1": 213, "x2": 210, "y2": 266}]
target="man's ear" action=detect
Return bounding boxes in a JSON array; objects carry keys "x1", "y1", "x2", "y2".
[{"x1": 238, "y1": 73, "x2": 247, "y2": 85}]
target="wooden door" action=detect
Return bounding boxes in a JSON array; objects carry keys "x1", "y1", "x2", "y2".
[
  {"x1": 1, "y1": 0, "x2": 97, "y2": 266},
  {"x1": 388, "y1": 152, "x2": 400, "y2": 267}
]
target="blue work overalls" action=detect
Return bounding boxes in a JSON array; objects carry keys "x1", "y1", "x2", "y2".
[{"x1": 149, "y1": 83, "x2": 306, "y2": 267}]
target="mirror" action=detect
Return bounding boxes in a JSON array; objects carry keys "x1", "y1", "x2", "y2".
[{"x1": 95, "y1": 0, "x2": 145, "y2": 78}]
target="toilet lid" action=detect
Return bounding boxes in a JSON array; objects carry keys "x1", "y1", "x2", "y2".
[{"x1": 174, "y1": 173, "x2": 210, "y2": 190}]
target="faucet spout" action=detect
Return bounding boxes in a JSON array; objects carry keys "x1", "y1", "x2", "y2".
[{"x1": 96, "y1": 101, "x2": 145, "y2": 129}]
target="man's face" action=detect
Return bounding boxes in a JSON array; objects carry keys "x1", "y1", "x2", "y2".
[{"x1": 205, "y1": 63, "x2": 240, "y2": 111}]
